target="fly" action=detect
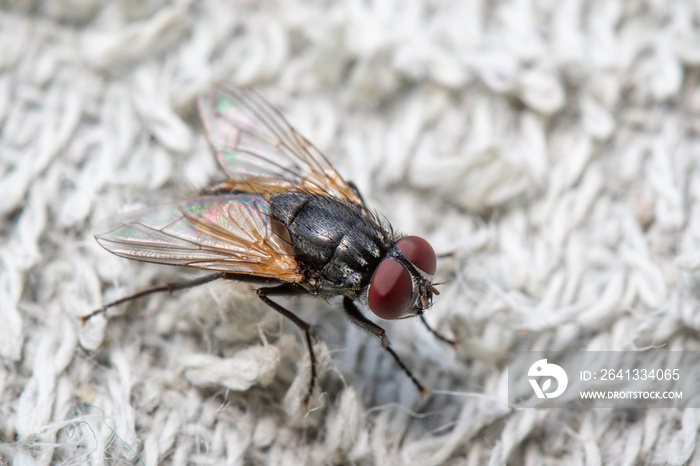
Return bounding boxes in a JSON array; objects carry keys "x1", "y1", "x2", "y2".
[{"x1": 85, "y1": 85, "x2": 454, "y2": 407}]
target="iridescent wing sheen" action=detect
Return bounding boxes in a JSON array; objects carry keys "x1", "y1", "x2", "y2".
[
  {"x1": 198, "y1": 84, "x2": 364, "y2": 205},
  {"x1": 94, "y1": 194, "x2": 302, "y2": 282}
]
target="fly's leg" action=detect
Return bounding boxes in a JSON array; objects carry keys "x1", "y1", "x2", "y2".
[
  {"x1": 419, "y1": 314, "x2": 457, "y2": 346},
  {"x1": 341, "y1": 297, "x2": 390, "y2": 347},
  {"x1": 256, "y1": 286, "x2": 316, "y2": 408},
  {"x1": 82, "y1": 272, "x2": 226, "y2": 323},
  {"x1": 427, "y1": 250, "x2": 458, "y2": 345},
  {"x1": 343, "y1": 297, "x2": 430, "y2": 399}
]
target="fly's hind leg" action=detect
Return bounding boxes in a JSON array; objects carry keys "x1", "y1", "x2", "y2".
[
  {"x1": 343, "y1": 297, "x2": 430, "y2": 398},
  {"x1": 82, "y1": 272, "x2": 226, "y2": 323},
  {"x1": 256, "y1": 286, "x2": 317, "y2": 408}
]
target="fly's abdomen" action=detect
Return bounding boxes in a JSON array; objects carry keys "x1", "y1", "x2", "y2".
[{"x1": 269, "y1": 192, "x2": 393, "y2": 289}]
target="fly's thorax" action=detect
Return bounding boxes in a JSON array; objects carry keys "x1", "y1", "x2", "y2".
[{"x1": 269, "y1": 192, "x2": 395, "y2": 292}]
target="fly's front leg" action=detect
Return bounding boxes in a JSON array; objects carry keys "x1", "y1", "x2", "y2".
[
  {"x1": 256, "y1": 286, "x2": 316, "y2": 408},
  {"x1": 343, "y1": 297, "x2": 430, "y2": 398},
  {"x1": 419, "y1": 314, "x2": 457, "y2": 346}
]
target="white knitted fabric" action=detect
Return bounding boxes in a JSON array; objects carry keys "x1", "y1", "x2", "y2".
[{"x1": 3, "y1": 1, "x2": 700, "y2": 464}]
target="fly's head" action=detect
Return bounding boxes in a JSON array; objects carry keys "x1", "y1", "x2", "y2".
[{"x1": 367, "y1": 236, "x2": 440, "y2": 320}]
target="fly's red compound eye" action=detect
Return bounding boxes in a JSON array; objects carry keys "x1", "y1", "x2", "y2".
[
  {"x1": 395, "y1": 236, "x2": 436, "y2": 275},
  {"x1": 368, "y1": 258, "x2": 412, "y2": 320},
  {"x1": 368, "y1": 236, "x2": 436, "y2": 320}
]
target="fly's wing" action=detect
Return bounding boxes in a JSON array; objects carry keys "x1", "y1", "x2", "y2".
[
  {"x1": 94, "y1": 194, "x2": 302, "y2": 282},
  {"x1": 198, "y1": 84, "x2": 365, "y2": 205}
]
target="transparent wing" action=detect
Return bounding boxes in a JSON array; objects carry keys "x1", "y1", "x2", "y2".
[
  {"x1": 94, "y1": 194, "x2": 302, "y2": 282},
  {"x1": 198, "y1": 84, "x2": 364, "y2": 204}
]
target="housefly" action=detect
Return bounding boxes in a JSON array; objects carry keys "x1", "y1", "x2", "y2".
[{"x1": 86, "y1": 85, "x2": 452, "y2": 406}]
